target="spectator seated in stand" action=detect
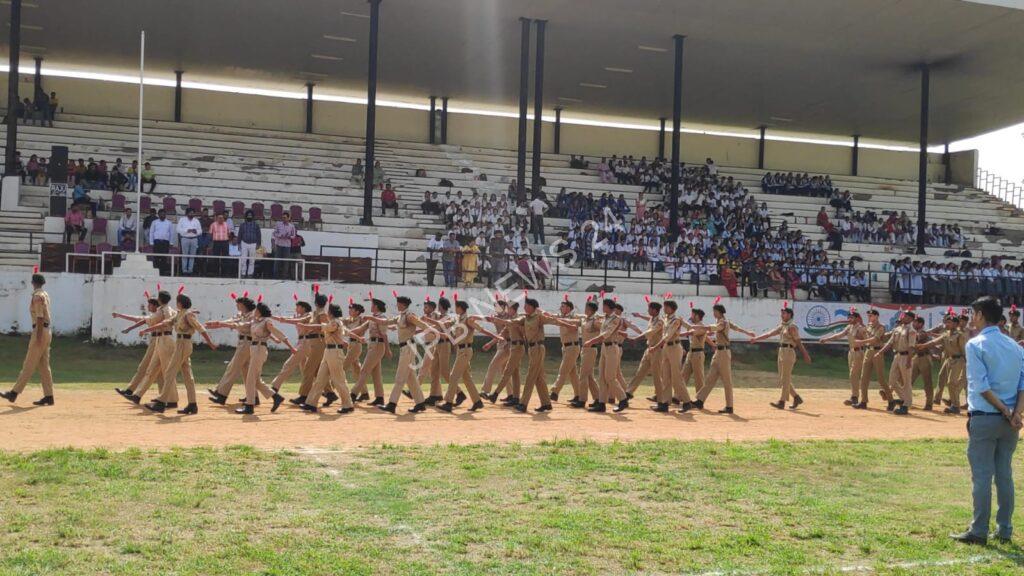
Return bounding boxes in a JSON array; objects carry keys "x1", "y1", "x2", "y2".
[
  {"x1": 64, "y1": 206, "x2": 87, "y2": 244},
  {"x1": 831, "y1": 210, "x2": 966, "y2": 249},
  {"x1": 761, "y1": 171, "x2": 834, "y2": 197},
  {"x1": 380, "y1": 180, "x2": 399, "y2": 216}
]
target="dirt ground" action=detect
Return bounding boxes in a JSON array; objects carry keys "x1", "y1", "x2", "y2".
[{"x1": 0, "y1": 388, "x2": 966, "y2": 451}]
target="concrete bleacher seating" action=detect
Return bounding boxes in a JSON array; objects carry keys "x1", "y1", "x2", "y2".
[{"x1": 1, "y1": 113, "x2": 1020, "y2": 301}]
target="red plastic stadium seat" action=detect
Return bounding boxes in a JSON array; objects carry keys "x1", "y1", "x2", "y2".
[
  {"x1": 162, "y1": 196, "x2": 177, "y2": 215},
  {"x1": 270, "y1": 203, "x2": 284, "y2": 222},
  {"x1": 111, "y1": 193, "x2": 126, "y2": 212},
  {"x1": 140, "y1": 195, "x2": 152, "y2": 213},
  {"x1": 289, "y1": 205, "x2": 303, "y2": 224},
  {"x1": 231, "y1": 201, "x2": 245, "y2": 219},
  {"x1": 188, "y1": 198, "x2": 203, "y2": 213},
  {"x1": 251, "y1": 203, "x2": 265, "y2": 222},
  {"x1": 212, "y1": 200, "x2": 226, "y2": 215},
  {"x1": 308, "y1": 207, "x2": 322, "y2": 230}
]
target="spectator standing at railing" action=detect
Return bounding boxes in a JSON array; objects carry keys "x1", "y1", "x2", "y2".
[
  {"x1": 271, "y1": 213, "x2": 296, "y2": 279},
  {"x1": 149, "y1": 209, "x2": 173, "y2": 275},
  {"x1": 209, "y1": 213, "x2": 231, "y2": 277},
  {"x1": 237, "y1": 210, "x2": 261, "y2": 279},
  {"x1": 176, "y1": 208, "x2": 202, "y2": 275}
]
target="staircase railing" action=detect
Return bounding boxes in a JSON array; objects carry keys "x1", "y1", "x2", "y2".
[{"x1": 976, "y1": 168, "x2": 1024, "y2": 210}]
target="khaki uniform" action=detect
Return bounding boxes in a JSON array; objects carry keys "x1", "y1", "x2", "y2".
[
  {"x1": 387, "y1": 310, "x2": 426, "y2": 405},
  {"x1": 697, "y1": 319, "x2": 742, "y2": 407},
  {"x1": 1008, "y1": 324, "x2": 1024, "y2": 344},
  {"x1": 776, "y1": 320, "x2": 799, "y2": 401},
  {"x1": 136, "y1": 305, "x2": 178, "y2": 399},
  {"x1": 886, "y1": 324, "x2": 916, "y2": 406},
  {"x1": 422, "y1": 313, "x2": 454, "y2": 399},
  {"x1": 934, "y1": 329, "x2": 967, "y2": 407},
  {"x1": 352, "y1": 314, "x2": 388, "y2": 399},
  {"x1": 305, "y1": 317, "x2": 354, "y2": 408},
  {"x1": 444, "y1": 314, "x2": 482, "y2": 404},
  {"x1": 911, "y1": 330, "x2": 934, "y2": 406},
  {"x1": 551, "y1": 313, "x2": 582, "y2": 398},
  {"x1": 578, "y1": 314, "x2": 602, "y2": 403},
  {"x1": 243, "y1": 317, "x2": 281, "y2": 406},
  {"x1": 341, "y1": 315, "x2": 364, "y2": 383},
  {"x1": 627, "y1": 315, "x2": 663, "y2": 398},
  {"x1": 681, "y1": 323, "x2": 709, "y2": 399},
  {"x1": 127, "y1": 311, "x2": 166, "y2": 393},
  {"x1": 858, "y1": 323, "x2": 891, "y2": 404},
  {"x1": 493, "y1": 321, "x2": 525, "y2": 398},
  {"x1": 597, "y1": 312, "x2": 627, "y2": 403},
  {"x1": 482, "y1": 317, "x2": 512, "y2": 395},
  {"x1": 271, "y1": 311, "x2": 317, "y2": 393},
  {"x1": 157, "y1": 310, "x2": 206, "y2": 405},
  {"x1": 213, "y1": 311, "x2": 257, "y2": 397},
  {"x1": 659, "y1": 313, "x2": 692, "y2": 403},
  {"x1": 300, "y1": 307, "x2": 329, "y2": 395},
  {"x1": 519, "y1": 312, "x2": 554, "y2": 408},
  {"x1": 13, "y1": 288, "x2": 54, "y2": 396}
]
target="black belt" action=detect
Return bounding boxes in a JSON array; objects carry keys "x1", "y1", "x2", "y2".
[
  {"x1": 897, "y1": 351, "x2": 910, "y2": 356},
  {"x1": 399, "y1": 340, "x2": 414, "y2": 347},
  {"x1": 689, "y1": 350, "x2": 705, "y2": 354},
  {"x1": 716, "y1": 345, "x2": 730, "y2": 350},
  {"x1": 300, "y1": 334, "x2": 320, "y2": 340},
  {"x1": 32, "y1": 323, "x2": 49, "y2": 328},
  {"x1": 177, "y1": 334, "x2": 193, "y2": 339},
  {"x1": 665, "y1": 340, "x2": 681, "y2": 346},
  {"x1": 457, "y1": 343, "x2": 473, "y2": 350},
  {"x1": 870, "y1": 346, "x2": 883, "y2": 350},
  {"x1": 852, "y1": 347, "x2": 865, "y2": 352},
  {"x1": 153, "y1": 331, "x2": 172, "y2": 337},
  {"x1": 779, "y1": 344, "x2": 795, "y2": 349},
  {"x1": 527, "y1": 341, "x2": 543, "y2": 348},
  {"x1": 915, "y1": 352, "x2": 928, "y2": 358},
  {"x1": 949, "y1": 355, "x2": 964, "y2": 359},
  {"x1": 603, "y1": 342, "x2": 620, "y2": 347},
  {"x1": 437, "y1": 338, "x2": 451, "y2": 344},
  {"x1": 326, "y1": 344, "x2": 344, "y2": 350},
  {"x1": 370, "y1": 337, "x2": 386, "y2": 343},
  {"x1": 251, "y1": 341, "x2": 268, "y2": 346},
  {"x1": 510, "y1": 340, "x2": 525, "y2": 346},
  {"x1": 561, "y1": 341, "x2": 580, "y2": 348},
  {"x1": 968, "y1": 411, "x2": 1002, "y2": 417},
  {"x1": 238, "y1": 335, "x2": 252, "y2": 342}
]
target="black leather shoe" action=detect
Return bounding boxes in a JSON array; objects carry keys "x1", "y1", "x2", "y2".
[
  {"x1": 177, "y1": 403, "x2": 198, "y2": 415},
  {"x1": 425, "y1": 395, "x2": 442, "y2": 406},
  {"x1": 535, "y1": 404, "x2": 552, "y2": 412},
  {"x1": 853, "y1": 402, "x2": 868, "y2": 409},
  {"x1": 1, "y1": 390, "x2": 18, "y2": 403},
  {"x1": 613, "y1": 400, "x2": 629, "y2": 413},
  {"x1": 513, "y1": 403, "x2": 528, "y2": 413},
  {"x1": 844, "y1": 396, "x2": 856, "y2": 406},
  {"x1": 671, "y1": 397, "x2": 681, "y2": 405},
  {"x1": 886, "y1": 400, "x2": 896, "y2": 412},
  {"x1": 337, "y1": 406, "x2": 354, "y2": 415},
  {"x1": 369, "y1": 396, "x2": 385, "y2": 406},
  {"x1": 129, "y1": 394, "x2": 142, "y2": 405},
  {"x1": 651, "y1": 402, "x2": 669, "y2": 412},
  {"x1": 950, "y1": 531, "x2": 987, "y2": 545},
  {"x1": 569, "y1": 399, "x2": 585, "y2": 408},
  {"x1": 402, "y1": 389, "x2": 413, "y2": 399},
  {"x1": 356, "y1": 393, "x2": 370, "y2": 402},
  {"x1": 271, "y1": 393, "x2": 285, "y2": 413},
  {"x1": 893, "y1": 406, "x2": 909, "y2": 415},
  {"x1": 646, "y1": 395, "x2": 658, "y2": 403},
  {"x1": 549, "y1": 391, "x2": 559, "y2": 401},
  {"x1": 436, "y1": 402, "x2": 454, "y2": 413},
  {"x1": 454, "y1": 391, "x2": 467, "y2": 407},
  {"x1": 378, "y1": 402, "x2": 397, "y2": 414},
  {"x1": 164, "y1": 402, "x2": 179, "y2": 409},
  {"x1": 208, "y1": 392, "x2": 227, "y2": 405},
  {"x1": 468, "y1": 400, "x2": 485, "y2": 412},
  {"x1": 991, "y1": 533, "x2": 1012, "y2": 544},
  {"x1": 625, "y1": 392, "x2": 634, "y2": 401},
  {"x1": 115, "y1": 387, "x2": 131, "y2": 397},
  {"x1": 718, "y1": 406, "x2": 734, "y2": 414},
  {"x1": 944, "y1": 406, "x2": 961, "y2": 415},
  {"x1": 408, "y1": 402, "x2": 426, "y2": 413},
  {"x1": 322, "y1": 392, "x2": 339, "y2": 407},
  {"x1": 501, "y1": 396, "x2": 519, "y2": 406},
  {"x1": 145, "y1": 401, "x2": 166, "y2": 413},
  {"x1": 678, "y1": 402, "x2": 694, "y2": 413},
  {"x1": 299, "y1": 403, "x2": 318, "y2": 413},
  {"x1": 237, "y1": 397, "x2": 260, "y2": 406},
  {"x1": 235, "y1": 404, "x2": 255, "y2": 415},
  {"x1": 206, "y1": 388, "x2": 220, "y2": 398},
  {"x1": 587, "y1": 402, "x2": 606, "y2": 413},
  {"x1": 350, "y1": 392, "x2": 359, "y2": 404},
  {"x1": 769, "y1": 401, "x2": 785, "y2": 409},
  {"x1": 693, "y1": 399, "x2": 705, "y2": 410},
  {"x1": 789, "y1": 395, "x2": 803, "y2": 410},
  {"x1": 289, "y1": 395, "x2": 306, "y2": 406},
  {"x1": 33, "y1": 396, "x2": 54, "y2": 406}
]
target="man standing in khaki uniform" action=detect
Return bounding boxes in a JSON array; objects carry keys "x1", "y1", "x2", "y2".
[
  {"x1": 208, "y1": 296, "x2": 256, "y2": 405},
  {"x1": 626, "y1": 300, "x2": 664, "y2": 410},
  {"x1": 879, "y1": 311, "x2": 916, "y2": 415},
  {"x1": 132, "y1": 290, "x2": 178, "y2": 406},
  {"x1": 113, "y1": 297, "x2": 162, "y2": 400},
  {"x1": 425, "y1": 300, "x2": 499, "y2": 412},
  {"x1": 2, "y1": 273, "x2": 55, "y2": 406},
  {"x1": 584, "y1": 298, "x2": 629, "y2": 413},
  {"x1": 852, "y1": 309, "x2": 891, "y2": 409},
  {"x1": 547, "y1": 299, "x2": 582, "y2": 403},
  {"x1": 819, "y1": 309, "x2": 867, "y2": 407},
  {"x1": 750, "y1": 305, "x2": 811, "y2": 410},
  {"x1": 350, "y1": 298, "x2": 390, "y2": 405},
  {"x1": 696, "y1": 302, "x2": 756, "y2": 414},
  {"x1": 364, "y1": 295, "x2": 429, "y2": 414}
]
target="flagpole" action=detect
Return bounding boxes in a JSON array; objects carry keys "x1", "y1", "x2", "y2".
[{"x1": 136, "y1": 30, "x2": 145, "y2": 254}]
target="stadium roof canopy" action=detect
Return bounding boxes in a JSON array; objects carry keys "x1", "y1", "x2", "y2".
[{"x1": 5, "y1": 0, "x2": 1024, "y2": 144}]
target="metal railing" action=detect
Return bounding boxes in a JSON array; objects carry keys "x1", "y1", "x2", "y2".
[
  {"x1": 64, "y1": 251, "x2": 329, "y2": 280},
  {"x1": 976, "y1": 168, "x2": 1024, "y2": 210},
  {"x1": 2, "y1": 229, "x2": 61, "y2": 253}
]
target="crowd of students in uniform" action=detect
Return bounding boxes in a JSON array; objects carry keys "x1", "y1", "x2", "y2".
[{"x1": 889, "y1": 257, "x2": 1024, "y2": 306}]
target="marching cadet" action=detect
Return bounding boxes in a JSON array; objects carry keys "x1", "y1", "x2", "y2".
[
  {"x1": 487, "y1": 301, "x2": 525, "y2": 406},
  {"x1": 112, "y1": 296, "x2": 161, "y2": 401},
  {"x1": 234, "y1": 302, "x2": 291, "y2": 415},
  {"x1": 430, "y1": 297, "x2": 460, "y2": 405},
  {"x1": 425, "y1": 299, "x2": 500, "y2": 412},
  {"x1": 626, "y1": 300, "x2": 666, "y2": 411},
  {"x1": 300, "y1": 302, "x2": 361, "y2": 414},
  {"x1": 480, "y1": 298, "x2": 512, "y2": 401},
  {"x1": 131, "y1": 290, "x2": 178, "y2": 405},
  {"x1": 1, "y1": 273, "x2": 55, "y2": 406},
  {"x1": 852, "y1": 309, "x2": 891, "y2": 409},
  {"x1": 342, "y1": 301, "x2": 366, "y2": 400},
  {"x1": 750, "y1": 304, "x2": 811, "y2": 410},
  {"x1": 695, "y1": 302, "x2": 756, "y2": 414},
  {"x1": 818, "y1": 309, "x2": 867, "y2": 407},
  {"x1": 495, "y1": 298, "x2": 557, "y2": 413},
  {"x1": 657, "y1": 300, "x2": 695, "y2": 412},
  {"x1": 909, "y1": 316, "x2": 936, "y2": 411},
  {"x1": 350, "y1": 298, "x2": 390, "y2": 406},
  {"x1": 583, "y1": 298, "x2": 630, "y2": 413},
  {"x1": 140, "y1": 293, "x2": 216, "y2": 414},
  {"x1": 548, "y1": 298, "x2": 602, "y2": 408},
  {"x1": 612, "y1": 302, "x2": 632, "y2": 402},
  {"x1": 270, "y1": 299, "x2": 319, "y2": 402},
  {"x1": 547, "y1": 298, "x2": 582, "y2": 403},
  {"x1": 363, "y1": 295, "x2": 429, "y2": 414},
  {"x1": 414, "y1": 298, "x2": 442, "y2": 403},
  {"x1": 207, "y1": 295, "x2": 257, "y2": 405},
  {"x1": 678, "y1": 306, "x2": 711, "y2": 404},
  {"x1": 877, "y1": 311, "x2": 917, "y2": 415},
  {"x1": 917, "y1": 312, "x2": 967, "y2": 415}
]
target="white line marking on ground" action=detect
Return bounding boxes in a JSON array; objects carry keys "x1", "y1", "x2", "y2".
[{"x1": 683, "y1": 552, "x2": 1023, "y2": 576}]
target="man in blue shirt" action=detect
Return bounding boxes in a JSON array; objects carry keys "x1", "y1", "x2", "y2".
[{"x1": 953, "y1": 296, "x2": 1024, "y2": 545}]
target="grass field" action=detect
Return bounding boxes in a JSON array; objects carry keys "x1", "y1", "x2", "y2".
[{"x1": 0, "y1": 335, "x2": 1014, "y2": 575}]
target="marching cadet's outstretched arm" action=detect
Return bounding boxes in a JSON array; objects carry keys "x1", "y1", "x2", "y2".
[
  {"x1": 726, "y1": 321, "x2": 757, "y2": 339},
  {"x1": 120, "y1": 319, "x2": 148, "y2": 334},
  {"x1": 631, "y1": 312, "x2": 651, "y2": 321},
  {"x1": 139, "y1": 318, "x2": 174, "y2": 335},
  {"x1": 819, "y1": 325, "x2": 849, "y2": 343},
  {"x1": 112, "y1": 312, "x2": 148, "y2": 323},
  {"x1": 468, "y1": 317, "x2": 503, "y2": 341},
  {"x1": 749, "y1": 325, "x2": 783, "y2": 343},
  {"x1": 266, "y1": 322, "x2": 297, "y2": 354}
]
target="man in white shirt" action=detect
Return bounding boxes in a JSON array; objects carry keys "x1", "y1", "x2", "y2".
[
  {"x1": 176, "y1": 208, "x2": 203, "y2": 275},
  {"x1": 528, "y1": 195, "x2": 548, "y2": 245},
  {"x1": 117, "y1": 207, "x2": 138, "y2": 248},
  {"x1": 148, "y1": 209, "x2": 173, "y2": 275}
]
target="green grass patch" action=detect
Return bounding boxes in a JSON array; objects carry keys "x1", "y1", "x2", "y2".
[{"x1": 1, "y1": 440, "x2": 1022, "y2": 575}]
